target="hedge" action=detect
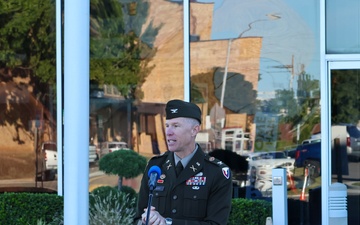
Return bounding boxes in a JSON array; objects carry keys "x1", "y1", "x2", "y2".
[
  {"x1": 0, "y1": 189, "x2": 272, "y2": 225},
  {"x1": 0, "y1": 192, "x2": 63, "y2": 225},
  {"x1": 228, "y1": 198, "x2": 272, "y2": 225}
]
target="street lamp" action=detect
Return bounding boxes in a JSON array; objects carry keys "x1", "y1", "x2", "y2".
[{"x1": 220, "y1": 14, "x2": 281, "y2": 108}]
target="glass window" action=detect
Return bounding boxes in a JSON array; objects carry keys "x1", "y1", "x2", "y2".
[
  {"x1": 330, "y1": 65, "x2": 360, "y2": 224},
  {"x1": 190, "y1": 0, "x2": 320, "y2": 223},
  {"x1": 0, "y1": 1, "x2": 58, "y2": 189},
  {"x1": 88, "y1": 0, "x2": 184, "y2": 192},
  {"x1": 326, "y1": 0, "x2": 360, "y2": 54}
]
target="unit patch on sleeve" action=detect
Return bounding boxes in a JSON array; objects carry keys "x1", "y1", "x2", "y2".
[{"x1": 222, "y1": 167, "x2": 230, "y2": 179}]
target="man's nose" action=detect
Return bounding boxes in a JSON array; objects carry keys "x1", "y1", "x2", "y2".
[{"x1": 166, "y1": 128, "x2": 173, "y2": 135}]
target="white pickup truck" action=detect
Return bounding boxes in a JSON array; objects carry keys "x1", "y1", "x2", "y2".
[
  {"x1": 37, "y1": 142, "x2": 97, "y2": 181},
  {"x1": 37, "y1": 141, "x2": 57, "y2": 181}
]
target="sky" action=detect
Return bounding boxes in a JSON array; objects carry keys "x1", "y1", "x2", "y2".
[{"x1": 197, "y1": 0, "x2": 321, "y2": 99}]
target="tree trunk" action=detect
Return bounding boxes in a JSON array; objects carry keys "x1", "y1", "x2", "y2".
[{"x1": 118, "y1": 176, "x2": 123, "y2": 192}]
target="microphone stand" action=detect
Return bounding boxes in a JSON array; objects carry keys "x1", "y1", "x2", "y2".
[{"x1": 145, "y1": 186, "x2": 155, "y2": 225}]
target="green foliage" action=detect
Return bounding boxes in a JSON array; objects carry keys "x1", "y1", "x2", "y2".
[
  {"x1": 0, "y1": 192, "x2": 63, "y2": 225},
  {"x1": 90, "y1": 0, "x2": 158, "y2": 100},
  {"x1": 98, "y1": 149, "x2": 147, "y2": 179},
  {"x1": 0, "y1": 190, "x2": 273, "y2": 225},
  {"x1": 228, "y1": 198, "x2": 272, "y2": 225},
  {"x1": 89, "y1": 185, "x2": 137, "y2": 209},
  {"x1": 90, "y1": 186, "x2": 120, "y2": 208},
  {"x1": 89, "y1": 190, "x2": 136, "y2": 225},
  {"x1": 120, "y1": 185, "x2": 138, "y2": 204},
  {"x1": 0, "y1": 0, "x2": 56, "y2": 83},
  {"x1": 331, "y1": 69, "x2": 360, "y2": 124}
]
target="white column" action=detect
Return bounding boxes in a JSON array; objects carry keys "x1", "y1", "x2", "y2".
[
  {"x1": 272, "y1": 168, "x2": 288, "y2": 225},
  {"x1": 56, "y1": 0, "x2": 63, "y2": 196},
  {"x1": 183, "y1": 0, "x2": 190, "y2": 101},
  {"x1": 64, "y1": 0, "x2": 90, "y2": 224}
]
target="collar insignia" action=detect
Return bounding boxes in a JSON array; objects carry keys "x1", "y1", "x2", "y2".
[{"x1": 190, "y1": 165, "x2": 197, "y2": 172}]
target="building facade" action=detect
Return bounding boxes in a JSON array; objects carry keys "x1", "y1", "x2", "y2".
[{"x1": 0, "y1": 0, "x2": 359, "y2": 224}]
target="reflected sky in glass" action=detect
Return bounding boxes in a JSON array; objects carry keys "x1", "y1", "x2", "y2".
[
  {"x1": 326, "y1": 0, "x2": 360, "y2": 53},
  {"x1": 198, "y1": 0, "x2": 320, "y2": 99}
]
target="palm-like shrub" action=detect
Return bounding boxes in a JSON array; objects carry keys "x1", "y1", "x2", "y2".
[{"x1": 89, "y1": 191, "x2": 136, "y2": 225}]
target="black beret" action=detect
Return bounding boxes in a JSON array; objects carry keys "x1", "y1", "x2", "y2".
[{"x1": 165, "y1": 99, "x2": 201, "y2": 124}]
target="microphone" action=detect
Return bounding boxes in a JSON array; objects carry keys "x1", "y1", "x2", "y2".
[
  {"x1": 145, "y1": 166, "x2": 161, "y2": 225},
  {"x1": 148, "y1": 165, "x2": 161, "y2": 191}
]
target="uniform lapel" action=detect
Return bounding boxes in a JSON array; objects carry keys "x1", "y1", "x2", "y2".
[
  {"x1": 162, "y1": 152, "x2": 177, "y2": 179},
  {"x1": 174, "y1": 148, "x2": 205, "y2": 186}
]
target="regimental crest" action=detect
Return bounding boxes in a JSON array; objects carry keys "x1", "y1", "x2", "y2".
[{"x1": 222, "y1": 167, "x2": 230, "y2": 179}]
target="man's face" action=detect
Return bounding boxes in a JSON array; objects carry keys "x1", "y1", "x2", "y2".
[{"x1": 165, "y1": 117, "x2": 196, "y2": 153}]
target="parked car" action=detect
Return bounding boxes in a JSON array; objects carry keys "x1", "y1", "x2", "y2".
[
  {"x1": 246, "y1": 151, "x2": 295, "y2": 195},
  {"x1": 37, "y1": 141, "x2": 57, "y2": 181},
  {"x1": 99, "y1": 141, "x2": 129, "y2": 157},
  {"x1": 346, "y1": 123, "x2": 360, "y2": 156},
  {"x1": 89, "y1": 144, "x2": 98, "y2": 163}
]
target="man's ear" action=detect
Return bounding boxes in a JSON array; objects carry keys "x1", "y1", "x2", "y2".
[{"x1": 192, "y1": 124, "x2": 201, "y2": 137}]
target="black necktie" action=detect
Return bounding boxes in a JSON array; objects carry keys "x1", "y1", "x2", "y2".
[{"x1": 175, "y1": 161, "x2": 183, "y2": 177}]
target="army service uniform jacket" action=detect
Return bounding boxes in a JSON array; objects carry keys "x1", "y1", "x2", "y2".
[{"x1": 134, "y1": 146, "x2": 232, "y2": 225}]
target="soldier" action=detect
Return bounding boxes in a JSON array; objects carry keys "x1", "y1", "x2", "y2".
[{"x1": 134, "y1": 99, "x2": 232, "y2": 225}]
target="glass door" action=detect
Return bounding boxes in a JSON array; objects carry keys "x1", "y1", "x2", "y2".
[{"x1": 328, "y1": 61, "x2": 360, "y2": 225}]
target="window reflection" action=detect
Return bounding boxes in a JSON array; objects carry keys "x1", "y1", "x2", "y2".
[
  {"x1": 326, "y1": 0, "x2": 360, "y2": 54},
  {"x1": 189, "y1": 1, "x2": 321, "y2": 220},
  {"x1": 330, "y1": 69, "x2": 360, "y2": 225},
  {"x1": 88, "y1": 0, "x2": 184, "y2": 192},
  {"x1": 0, "y1": 0, "x2": 57, "y2": 191}
]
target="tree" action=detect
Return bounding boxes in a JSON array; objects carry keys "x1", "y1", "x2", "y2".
[
  {"x1": 90, "y1": 0, "x2": 159, "y2": 101},
  {"x1": 331, "y1": 69, "x2": 360, "y2": 124},
  {"x1": 0, "y1": 0, "x2": 56, "y2": 91},
  {"x1": 213, "y1": 68, "x2": 257, "y2": 114},
  {"x1": 98, "y1": 149, "x2": 147, "y2": 191}
]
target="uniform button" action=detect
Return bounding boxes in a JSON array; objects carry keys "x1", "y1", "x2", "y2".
[
  {"x1": 172, "y1": 209, "x2": 177, "y2": 214},
  {"x1": 173, "y1": 195, "x2": 178, "y2": 200}
]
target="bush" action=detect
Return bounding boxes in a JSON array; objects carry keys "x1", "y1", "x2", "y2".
[
  {"x1": 228, "y1": 198, "x2": 272, "y2": 225},
  {"x1": 0, "y1": 192, "x2": 63, "y2": 225},
  {"x1": 90, "y1": 185, "x2": 137, "y2": 209},
  {"x1": 1, "y1": 189, "x2": 272, "y2": 225},
  {"x1": 89, "y1": 191, "x2": 136, "y2": 225},
  {"x1": 90, "y1": 186, "x2": 119, "y2": 208},
  {"x1": 120, "y1": 185, "x2": 138, "y2": 206}
]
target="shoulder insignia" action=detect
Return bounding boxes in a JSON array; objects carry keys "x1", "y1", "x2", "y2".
[
  {"x1": 222, "y1": 167, "x2": 230, "y2": 179},
  {"x1": 205, "y1": 154, "x2": 231, "y2": 179},
  {"x1": 205, "y1": 154, "x2": 225, "y2": 167}
]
